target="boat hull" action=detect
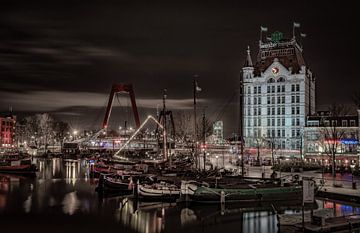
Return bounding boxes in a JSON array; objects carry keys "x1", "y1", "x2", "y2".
[
  {"x1": 0, "y1": 164, "x2": 37, "y2": 176},
  {"x1": 138, "y1": 185, "x2": 180, "y2": 201},
  {"x1": 181, "y1": 181, "x2": 302, "y2": 203}
]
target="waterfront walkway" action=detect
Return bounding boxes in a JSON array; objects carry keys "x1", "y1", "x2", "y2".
[{"x1": 250, "y1": 165, "x2": 360, "y2": 203}]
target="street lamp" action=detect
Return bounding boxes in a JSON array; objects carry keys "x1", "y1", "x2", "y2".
[
  {"x1": 215, "y1": 155, "x2": 219, "y2": 168},
  {"x1": 73, "y1": 130, "x2": 78, "y2": 141}
]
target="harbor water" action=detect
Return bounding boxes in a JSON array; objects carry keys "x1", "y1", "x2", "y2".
[{"x1": 0, "y1": 158, "x2": 359, "y2": 233}]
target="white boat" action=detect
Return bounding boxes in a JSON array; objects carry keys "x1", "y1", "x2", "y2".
[{"x1": 138, "y1": 181, "x2": 180, "y2": 200}]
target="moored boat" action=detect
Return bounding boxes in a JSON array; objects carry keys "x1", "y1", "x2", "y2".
[
  {"x1": 137, "y1": 181, "x2": 180, "y2": 201},
  {"x1": 96, "y1": 174, "x2": 135, "y2": 194},
  {"x1": 180, "y1": 179, "x2": 303, "y2": 203},
  {"x1": 0, "y1": 159, "x2": 38, "y2": 176}
]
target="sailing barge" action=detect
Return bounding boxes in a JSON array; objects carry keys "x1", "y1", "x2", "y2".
[{"x1": 180, "y1": 179, "x2": 303, "y2": 203}]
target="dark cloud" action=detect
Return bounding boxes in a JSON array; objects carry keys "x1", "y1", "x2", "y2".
[{"x1": 0, "y1": 0, "x2": 359, "y2": 136}]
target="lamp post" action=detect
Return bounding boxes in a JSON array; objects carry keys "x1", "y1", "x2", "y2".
[
  {"x1": 216, "y1": 155, "x2": 219, "y2": 168},
  {"x1": 319, "y1": 152, "x2": 324, "y2": 184},
  {"x1": 267, "y1": 138, "x2": 275, "y2": 166},
  {"x1": 73, "y1": 130, "x2": 78, "y2": 141}
]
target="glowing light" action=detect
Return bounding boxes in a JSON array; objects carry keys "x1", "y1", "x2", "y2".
[{"x1": 341, "y1": 139, "x2": 359, "y2": 145}]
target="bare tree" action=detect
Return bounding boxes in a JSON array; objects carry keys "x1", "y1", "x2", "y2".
[
  {"x1": 53, "y1": 120, "x2": 70, "y2": 152},
  {"x1": 36, "y1": 113, "x2": 54, "y2": 153},
  {"x1": 319, "y1": 104, "x2": 349, "y2": 186},
  {"x1": 351, "y1": 91, "x2": 360, "y2": 109},
  {"x1": 173, "y1": 110, "x2": 193, "y2": 146}
]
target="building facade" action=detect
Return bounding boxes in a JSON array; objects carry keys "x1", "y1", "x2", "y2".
[
  {"x1": 242, "y1": 29, "x2": 315, "y2": 159},
  {"x1": 304, "y1": 111, "x2": 360, "y2": 165},
  {"x1": 0, "y1": 114, "x2": 16, "y2": 148},
  {"x1": 212, "y1": 121, "x2": 224, "y2": 144}
]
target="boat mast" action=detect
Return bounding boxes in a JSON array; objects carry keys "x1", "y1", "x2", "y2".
[
  {"x1": 193, "y1": 75, "x2": 198, "y2": 169},
  {"x1": 163, "y1": 89, "x2": 168, "y2": 162},
  {"x1": 239, "y1": 72, "x2": 245, "y2": 177},
  {"x1": 202, "y1": 108, "x2": 206, "y2": 171}
]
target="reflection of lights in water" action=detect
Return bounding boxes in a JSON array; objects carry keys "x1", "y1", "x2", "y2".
[
  {"x1": 180, "y1": 208, "x2": 197, "y2": 226},
  {"x1": 323, "y1": 200, "x2": 360, "y2": 217},
  {"x1": 0, "y1": 195, "x2": 6, "y2": 209},
  {"x1": 243, "y1": 211, "x2": 277, "y2": 233},
  {"x1": 65, "y1": 161, "x2": 79, "y2": 185},
  {"x1": 116, "y1": 198, "x2": 167, "y2": 233},
  {"x1": 23, "y1": 195, "x2": 32, "y2": 213},
  {"x1": 52, "y1": 158, "x2": 61, "y2": 177},
  {"x1": 62, "y1": 192, "x2": 80, "y2": 215},
  {"x1": 0, "y1": 179, "x2": 9, "y2": 192},
  {"x1": 39, "y1": 160, "x2": 45, "y2": 172},
  {"x1": 49, "y1": 197, "x2": 57, "y2": 207}
]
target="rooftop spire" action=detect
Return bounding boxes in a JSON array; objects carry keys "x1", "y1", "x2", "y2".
[{"x1": 244, "y1": 45, "x2": 253, "y2": 67}]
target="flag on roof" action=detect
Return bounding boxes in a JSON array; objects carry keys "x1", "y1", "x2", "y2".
[
  {"x1": 293, "y1": 22, "x2": 301, "y2": 27},
  {"x1": 196, "y1": 81, "x2": 202, "y2": 92},
  {"x1": 260, "y1": 26, "x2": 268, "y2": 32}
]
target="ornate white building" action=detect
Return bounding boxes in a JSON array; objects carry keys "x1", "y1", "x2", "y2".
[{"x1": 242, "y1": 30, "x2": 316, "y2": 158}]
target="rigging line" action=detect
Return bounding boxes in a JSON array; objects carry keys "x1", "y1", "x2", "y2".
[
  {"x1": 208, "y1": 88, "x2": 238, "y2": 121},
  {"x1": 88, "y1": 94, "x2": 109, "y2": 129},
  {"x1": 115, "y1": 93, "x2": 123, "y2": 127},
  {"x1": 210, "y1": 89, "x2": 238, "y2": 124}
]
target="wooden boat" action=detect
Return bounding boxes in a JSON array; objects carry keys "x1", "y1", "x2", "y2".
[
  {"x1": 90, "y1": 158, "x2": 148, "y2": 177},
  {"x1": 180, "y1": 179, "x2": 303, "y2": 203},
  {"x1": 137, "y1": 181, "x2": 180, "y2": 201},
  {"x1": 0, "y1": 159, "x2": 38, "y2": 176},
  {"x1": 96, "y1": 174, "x2": 134, "y2": 194}
]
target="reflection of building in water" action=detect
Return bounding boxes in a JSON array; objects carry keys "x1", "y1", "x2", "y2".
[
  {"x1": 322, "y1": 200, "x2": 360, "y2": 217},
  {"x1": 117, "y1": 198, "x2": 174, "y2": 233},
  {"x1": 0, "y1": 175, "x2": 34, "y2": 213},
  {"x1": 181, "y1": 205, "x2": 278, "y2": 233},
  {"x1": 65, "y1": 160, "x2": 80, "y2": 185},
  {"x1": 52, "y1": 158, "x2": 62, "y2": 177},
  {"x1": 62, "y1": 191, "x2": 80, "y2": 215},
  {"x1": 0, "y1": 176, "x2": 10, "y2": 210},
  {"x1": 243, "y1": 211, "x2": 277, "y2": 233}
]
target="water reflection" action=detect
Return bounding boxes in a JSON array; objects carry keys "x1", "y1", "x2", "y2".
[
  {"x1": 62, "y1": 191, "x2": 80, "y2": 215},
  {"x1": 320, "y1": 199, "x2": 360, "y2": 216},
  {"x1": 0, "y1": 158, "x2": 359, "y2": 233},
  {"x1": 117, "y1": 198, "x2": 171, "y2": 233}
]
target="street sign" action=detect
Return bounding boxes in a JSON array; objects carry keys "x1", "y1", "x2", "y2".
[{"x1": 303, "y1": 179, "x2": 315, "y2": 203}]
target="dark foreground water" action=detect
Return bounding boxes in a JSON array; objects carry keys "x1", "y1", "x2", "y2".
[{"x1": 0, "y1": 158, "x2": 359, "y2": 233}]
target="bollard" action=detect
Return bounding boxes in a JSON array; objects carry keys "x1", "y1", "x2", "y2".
[
  {"x1": 262, "y1": 172, "x2": 265, "y2": 179},
  {"x1": 220, "y1": 191, "x2": 225, "y2": 204},
  {"x1": 352, "y1": 182, "x2": 357, "y2": 189}
]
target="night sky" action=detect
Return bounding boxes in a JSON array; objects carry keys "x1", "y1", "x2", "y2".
[{"x1": 0, "y1": 0, "x2": 358, "y2": 136}]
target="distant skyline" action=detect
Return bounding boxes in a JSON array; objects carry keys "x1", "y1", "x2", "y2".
[{"x1": 1, "y1": 0, "x2": 359, "y2": 136}]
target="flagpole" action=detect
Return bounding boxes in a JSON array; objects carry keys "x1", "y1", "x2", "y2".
[
  {"x1": 162, "y1": 88, "x2": 168, "y2": 163},
  {"x1": 293, "y1": 23, "x2": 295, "y2": 39}
]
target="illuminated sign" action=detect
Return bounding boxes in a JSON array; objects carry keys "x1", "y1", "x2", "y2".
[
  {"x1": 340, "y1": 139, "x2": 359, "y2": 145},
  {"x1": 325, "y1": 139, "x2": 359, "y2": 145}
]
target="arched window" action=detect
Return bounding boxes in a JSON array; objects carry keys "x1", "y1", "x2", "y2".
[
  {"x1": 267, "y1": 78, "x2": 275, "y2": 83},
  {"x1": 277, "y1": 77, "x2": 285, "y2": 82}
]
